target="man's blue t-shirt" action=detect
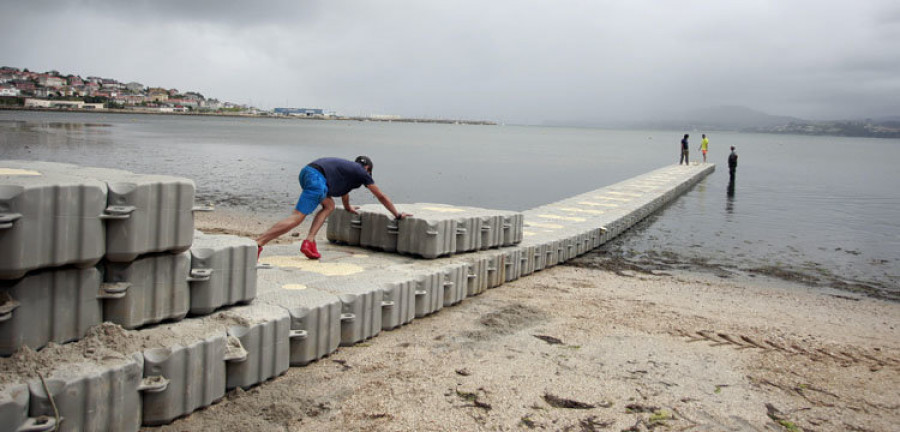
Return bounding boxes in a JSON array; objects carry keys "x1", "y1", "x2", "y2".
[{"x1": 311, "y1": 157, "x2": 374, "y2": 197}]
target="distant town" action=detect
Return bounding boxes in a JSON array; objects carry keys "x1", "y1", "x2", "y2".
[
  {"x1": 0, "y1": 66, "x2": 495, "y2": 125},
  {"x1": 2, "y1": 66, "x2": 898, "y2": 137}
]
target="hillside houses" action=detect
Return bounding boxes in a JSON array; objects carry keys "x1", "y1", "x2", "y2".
[{"x1": 0, "y1": 66, "x2": 234, "y2": 112}]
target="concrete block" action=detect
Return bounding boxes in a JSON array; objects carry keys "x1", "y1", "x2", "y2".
[
  {"x1": 441, "y1": 263, "x2": 468, "y2": 307},
  {"x1": 0, "y1": 161, "x2": 107, "y2": 280},
  {"x1": 358, "y1": 206, "x2": 398, "y2": 252},
  {"x1": 102, "y1": 252, "x2": 191, "y2": 329},
  {"x1": 189, "y1": 232, "x2": 258, "y2": 315},
  {"x1": 381, "y1": 276, "x2": 417, "y2": 330},
  {"x1": 503, "y1": 247, "x2": 523, "y2": 283},
  {"x1": 306, "y1": 278, "x2": 383, "y2": 346},
  {"x1": 75, "y1": 166, "x2": 195, "y2": 262},
  {"x1": 326, "y1": 208, "x2": 362, "y2": 246},
  {"x1": 28, "y1": 355, "x2": 144, "y2": 432},
  {"x1": 0, "y1": 383, "x2": 56, "y2": 432},
  {"x1": 396, "y1": 214, "x2": 457, "y2": 259},
  {"x1": 219, "y1": 304, "x2": 291, "y2": 390},
  {"x1": 141, "y1": 334, "x2": 227, "y2": 426},
  {"x1": 0, "y1": 267, "x2": 103, "y2": 356},
  {"x1": 256, "y1": 286, "x2": 342, "y2": 366},
  {"x1": 413, "y1": 270, "x2": 444, "y2": 318}
]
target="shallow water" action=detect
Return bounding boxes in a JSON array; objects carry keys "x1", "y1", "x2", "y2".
[{"x1": 2, "y1": 111, "x2": 898, "y2": 298}]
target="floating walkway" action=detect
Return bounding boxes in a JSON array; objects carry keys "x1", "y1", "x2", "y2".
[{"x1": 0, "y1": 162, "x2": 713, "y2": 431}]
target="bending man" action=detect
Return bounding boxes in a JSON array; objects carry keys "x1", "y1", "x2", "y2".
[{"x1": 256, "y1": 156, "x2": 410, "y2": 259}]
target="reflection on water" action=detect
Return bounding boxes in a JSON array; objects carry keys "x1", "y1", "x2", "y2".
[{"x1": 1, "y1": 111, "x2": 899, "y2": 300}]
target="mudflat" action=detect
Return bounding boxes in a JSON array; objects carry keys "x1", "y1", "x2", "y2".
[{"x1": 143, "y1": 212, "x2": 900, "y2": 431}]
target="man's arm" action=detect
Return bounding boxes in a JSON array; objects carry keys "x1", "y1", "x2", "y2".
[
  {"x1": 366, "y1": 183, "x2": 411, "y2": 219},
  {"x1": 341, "y1": 194, "x2": 358, "y2": 214}
]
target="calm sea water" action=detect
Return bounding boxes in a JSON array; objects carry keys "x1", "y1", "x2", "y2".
[{"x1": 2, "y1": 111, "x2": 898, "y2": 299}]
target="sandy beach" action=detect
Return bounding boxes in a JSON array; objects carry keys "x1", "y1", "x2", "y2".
[{"x1": 140, "y1": 211, "x2": 900, "y2": 431}]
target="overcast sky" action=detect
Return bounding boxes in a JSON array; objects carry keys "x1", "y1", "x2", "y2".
[{"x1": 3, "y1": 1, "x2": 899, "y2": 124}]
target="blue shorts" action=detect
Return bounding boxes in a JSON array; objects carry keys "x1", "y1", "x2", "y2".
[{"x1": 295, "y1": 166, "x2": 328, "y2": 215}]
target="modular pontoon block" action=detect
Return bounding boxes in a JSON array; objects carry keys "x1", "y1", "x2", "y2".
[
  {"x1": 219, "y1": 304, "x2": 291, "y2": 391},
  {"x1": 0, "y1": 161, "x2": 107, "y2": 280},
  {"x1": 442, "y1": 262, "x2": 468, "y2": 307},
  {"x1": 381, "y1": 276, "x2": 417, "y2": 331},
  {"x1": 464, "y1": 255, "x2": 490, "y2": 297},
  {"x1": 503, "y1": 247, "x2": 523, "y2": 283},
  {"x1": 0, "y1": 383, "x2": 56, "y2": 432},
  {"x1": 0, "y1": 267, "x2": 106, "y2": 356},
  {"x1": 326, "y1": 208, "x2": 362, "y2": 246},
  {"x1": 256, "y1": 286, "x2": 342, "y2": 366},
  {"x1": 413, "y1": 270, "x2": 444, "y2": 318},
  {"x1": 141, "y1": 334, "x2": 228, "y2": 426},
  {"x1": 329, "y1": 203, "x2": 525, "y2": 258},
  {"x1": 358, "y1": 207, "x2": 399, "y2": 252},
  {"x1": 188, "y1": 232, "x2": 258, "y2": 315},
  {"x1": 28, "y1": 356, "x2": 145, "y2": 432},
  {"x1": 72, "y1": 166, "x2": 196, "y2": 262},
  {"x1": 102, "y1": 251, "x2": 191, "y2": 329},
  {"x1": 395, "y1": 213, "x2": 457, "y2": 259},
  {"x1": 306, "y1": 277, "x2": 384, "y2": 346}
]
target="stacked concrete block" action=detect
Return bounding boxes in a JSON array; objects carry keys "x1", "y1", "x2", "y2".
[
  {"x1": 413, "y1": 270, "x2": 444, "y2": 317},
  {"x1": 141, "y1": 334, "x2": 228, "y2": 426},
  {"x1": 0, "y1": 161, "x2": 211, "y2": 357},
  {"x1": 220, "y1": 303, "x2": 291, "y2": 391},
  {"x1": 188, "y1": 232, "x2": 258, "y2": 315},
  {"x1": 27, "y1": 355, "x2": 145, "y2": 432},
  {"x1": 0, "y1": 162, "x2": 108, "y2": 280},
  {"x1": 256, "y1": 284, "x2": 342, "y2": 366},
  {"x1": 325, "y1": 207, "x2": 362, "y2": 245},
  {"x1": 441, "y1": 262, "x2": 469, "y2": 306},
  {"x1": 358, "y1": 207, "x2": 399, "y2": 252},
  {"x1": 102, "y1": 251, "x2": 191, "y2": 329},
  {"x1": 305, "y1": 277, "x2": 385, "y2": 346},
  {"x1": 0, "y1": 383, "x2": 56, "y2": 432},
  {"x1": 326, "y1": 203, "x2": 524, "y2": 259},
  {"x1": 0, "y1": 267, "x2": 106, "y2": 356}
]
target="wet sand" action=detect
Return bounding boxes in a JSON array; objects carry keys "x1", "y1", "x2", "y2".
[{"x1": 150, "y1": 211, "x2": 900, "y2": 431}]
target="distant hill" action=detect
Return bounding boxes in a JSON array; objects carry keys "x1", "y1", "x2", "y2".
[
  {"x1": 675, "y1": 105, "x2": 802, "y2": 130},
  {"x1": 544, "y1": 106, "x2": 900, "y2": 138}
]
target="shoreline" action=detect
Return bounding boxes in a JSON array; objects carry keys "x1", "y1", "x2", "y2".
[
  {"x1": 0, "y1": 106, "x2": 498, "y2": 126},
  {"x1": 176, "y1": 209, "x2": 900, "y2": 431}
]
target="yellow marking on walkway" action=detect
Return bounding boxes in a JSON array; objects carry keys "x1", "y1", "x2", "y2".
[
  {"x1": 523, "y1": 231, "x2": 537, "y2": 237},
  {"x1": 577, "y1": 201, "x2": 619, "y2": 208},
  {"x1": 525, "y1": 222, "x2": 564, "y2": 229},
  {"x1": 537, "y1": 214, "x2": 586, "y2": 222},
  {"x1": 606, "y1": 191, "x2": 642, "y2": 197},
  {"x1": 421, "y1": 206, "x2": 465, "y2": 213},
  {"x1": 588, "y1": 195, "x2": 631, "y2": 202},
  {"x1": 0, "y1": 168, "x2": 42, "y2": 176},
  {"x1": 264, "y1": 256, "x2": 364, "y2": 276},
  {"x1": 557, "y1": 207, "x2": 606, "y2": 215},
  {"x1": 282, "y1": 284, "x2": 308, "y2": 290}
]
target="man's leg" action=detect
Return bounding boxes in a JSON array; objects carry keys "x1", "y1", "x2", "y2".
[
  {"x1": 306, "y1": 196, "x2": 335, "y2": 241},
  {"x1": 257, "y1": 210, "x2": 307, "y2": 247}
]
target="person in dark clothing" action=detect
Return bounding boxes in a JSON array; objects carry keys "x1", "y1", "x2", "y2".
[
  {"x1": 728, "y1": 146, "x2": 738, "y2": 177},
  {"x1": 727, "y1": 146, "x2": 738, "y2": 196},
  {"x1": 679, "y1": 134, "x2": 690, "y2": 165},
  {"x1": 256, "y1": 156, "x2": 410, "y2": 259}
]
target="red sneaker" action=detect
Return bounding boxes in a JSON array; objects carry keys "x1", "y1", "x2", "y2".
[
  {"x1": 257, "y1": 245, "x2": 263, "y2": 260},
  {"x1": 300, "y1": 240, "x2": 321, "y2": 259}
]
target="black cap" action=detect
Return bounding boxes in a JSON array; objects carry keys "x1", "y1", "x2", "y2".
[{"x1": 355, "y1": 155, "x2": 373, "y2": 173}]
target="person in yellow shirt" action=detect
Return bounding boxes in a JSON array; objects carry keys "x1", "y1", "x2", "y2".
[{"x1": 699, "y1": 134, "x2": 709, "y2": 163}]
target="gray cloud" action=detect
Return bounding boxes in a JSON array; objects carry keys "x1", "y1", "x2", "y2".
[{"x1": 3, "y1": 1, "x2": 898, "y2": 123}]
